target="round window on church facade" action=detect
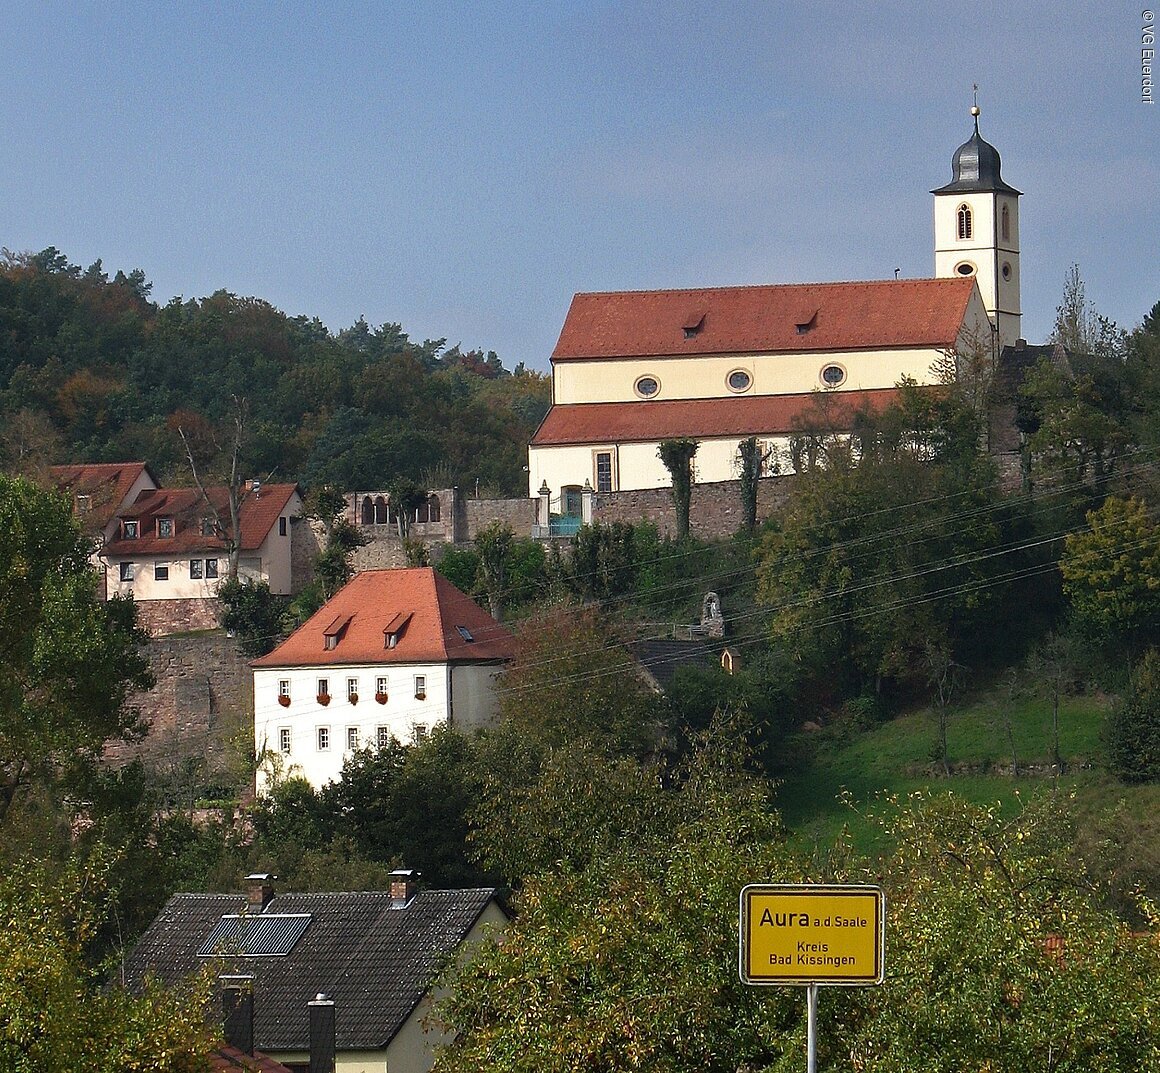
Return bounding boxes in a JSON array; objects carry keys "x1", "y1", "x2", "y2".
[
  {"x1": 820, "y1": 364, "x2": 846, "y2": 388},
  {"x1": 1002, "y1": 261, "x2": 1012, "y2": 281},
  {"x1": 634, "y1": 375, "x2": 660, "y2": 399},
  {"x1": 726, "y1": 369, "x2": 753, "y2": 393},
  {"x1": 955, "y1": 261, "x2": 976, "y2": 276}
]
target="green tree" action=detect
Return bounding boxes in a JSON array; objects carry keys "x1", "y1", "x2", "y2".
[
  {"x1": 0, "y1": 476, "x2": 152, "y2": 825},
  {"x1": 755, "y1": 386, "x2": 1004, "y2": 698},
  {"x1": 839, "y1": 793, "x2": 1160, "y2": 1072},
  {"x1": 1060, "y1": 495, "x2": 1160, "y2": 653},
  {"x1": 496, "y1": 606, "x2": 662, "y2": 757},
  {"x1": 657, "y1": 438, "x2": 698, "y2": 539},
  {"x1": 737, "y1": 435, "x2": 770, "y2": 534},
  {"x1": 217, "y1": 577, "x2": 287, "y2": 658},
  {"x1": 1107, "y1": 647, "x2": 1160, "y2": 782},
  {"x1": 436, "y1": 724, "x2": 793, "y2": 1073},
  {"x1": 0, "y1": 856, "x2": 213, "y2": 1073}
]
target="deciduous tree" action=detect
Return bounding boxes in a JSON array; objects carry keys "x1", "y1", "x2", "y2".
[{"x1": 0, "y1": 476, "x2": 151, "y2": 825}]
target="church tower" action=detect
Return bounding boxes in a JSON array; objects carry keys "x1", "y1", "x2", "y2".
[{"x1": 933, "y1": 102, "x2": 1021, "y2": 353}]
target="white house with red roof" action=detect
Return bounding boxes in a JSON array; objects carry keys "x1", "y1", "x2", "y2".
[
  {"x1": 102, "y1": 483, "x2": 302, "y2": 638},
  {"x1": 251, "y1": 568, "x2": 514, "y2": 793},
  {"x1": 528, "y1": 110, "x2": 1020, "y2": 513}
]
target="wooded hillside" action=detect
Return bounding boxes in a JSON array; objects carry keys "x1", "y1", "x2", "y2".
[{"x1": 0, "y1": 247, "x2": 549, "y2": 494}]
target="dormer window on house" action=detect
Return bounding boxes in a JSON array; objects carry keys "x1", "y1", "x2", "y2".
[
  {"x1": 682, "y1": 310, "x2": 706, "y2": 339},
  {"x1": 121, "y1": 519, "x2": 139, "y2": 539},
  {"x1": 75, "y1": 494, "x2": 91, "y2": 515},
  {"x1": 795, "y1": 310, "x2": 818, "y2": 335},
  {"x1": 383, "y1": 612, "x2": 413, "y2": 649},
  {"x1": 157, "y1": 517, "x2": 174, "y2": 538},
  {"x1": 200, "y1": 516, "x2": 216, "y2": 537},
  {"x1": 323, "y1": 613, "x2": 354, "y2": 651}
]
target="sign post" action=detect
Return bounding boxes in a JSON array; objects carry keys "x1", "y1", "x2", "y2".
[{"x1": 740, "y1": 884, "x2": 885, "y2": 1073}]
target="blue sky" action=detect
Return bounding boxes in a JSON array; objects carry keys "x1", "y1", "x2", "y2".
[{"x1": 2, "y1": 2, "x2": 1155, "y2": 371}]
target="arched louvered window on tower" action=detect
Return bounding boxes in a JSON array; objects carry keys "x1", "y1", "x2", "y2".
[
  {"x1": 957, "y1": 204, "x2": 973, "y2": 240},
  {"x1": 1001, "y1": 204, "x2": 1010, "y2": 241}
]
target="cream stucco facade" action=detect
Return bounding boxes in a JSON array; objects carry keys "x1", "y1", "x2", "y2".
[
  {"x1": 528, "y1": 287, "x2": 992, "y2": 500},
  {"x1": 105, "y1": 521, "x2": 296, "y2": 600}
]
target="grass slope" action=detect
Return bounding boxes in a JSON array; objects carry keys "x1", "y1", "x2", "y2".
[{"x1": 775, "y1": 690, "x2": 1155, "y2": 874}]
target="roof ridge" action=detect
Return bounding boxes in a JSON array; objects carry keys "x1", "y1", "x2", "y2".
[{"x1": 570, "y1": 276, "x2": 968, "y2": 299}]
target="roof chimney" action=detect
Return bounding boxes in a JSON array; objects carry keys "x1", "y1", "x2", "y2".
[
  {"x1": 221, "y1": 975, "x2": 254, "y2": 1056},
  {"x1": 308, "y1": 993, "x2": 336, "y2": 1073},
  {"x1": 245, "y1": 873, "x2": 276, "y2": 912},
  {"x1": 389, "y1": 868, "x2": 419, "y2": 908}
]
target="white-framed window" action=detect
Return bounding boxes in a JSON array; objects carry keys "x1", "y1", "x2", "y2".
[
  {"x1": 317, "y1": 678, "x2": 330, "y2": 699},
  {"x1": 205, "y1": 558, "x2": 219, "y2": 579},
  {"x1": 75, "y1": 494, "x2": 91, "y2": 515},
  {"x1": 413, "y1": 723, "x2": 429, "y2": 744},
  {"x1": 119, "y1": 562, "x2": 135, "y2": 582},
  {"x1": 594, "y1": 450, "x2": 614, "y2": 493},
  {"x1": 279, "y1": 727, "x2": 292, "y2": 754},
  {"x1": 317, "y1": 726, "x2": 330, "y2": 751},
  {"x1": 376, "y1": 676, "x2": 389, "y2": 695},
  {"x1": 347, "y1": 726, "x2": 359, "y2": 751},
  {"x1": 348, "y1": 677, "x2": 359, "y2": 700},
  {"x1": 414, "y1": 675, "x2": 426, "y2": 699},
  {"x1": 377, "y1": 725, "x2": 392, "y2": 748},
  {"x1": 190, "y1": 559, "x2": 204, "y2": 579},
  {"x1": 279, "y1": 679, "x2": 291, "y2": 698},
  {"x1": 154, "y1": 563, "x2": 169, "y2": 581}
]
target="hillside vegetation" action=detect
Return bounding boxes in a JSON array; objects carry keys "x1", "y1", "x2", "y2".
[{"x1": 0, "y1": 247, "x2": 549, "y2": 494}]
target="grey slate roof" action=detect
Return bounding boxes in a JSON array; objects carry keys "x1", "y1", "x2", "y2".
[
  {"x1": 932, "y1": 117, "x2": 1020, "y2": 196},
  {"x1": 123, "y1": 888, "x2": 503, "y2": 1052}
]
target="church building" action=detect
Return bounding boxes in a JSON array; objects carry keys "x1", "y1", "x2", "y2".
[{"x1": 527, "y1": 107, "x2": 1022, "y2": 513}]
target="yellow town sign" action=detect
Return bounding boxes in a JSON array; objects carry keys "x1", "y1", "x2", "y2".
[{"x1": 739, "y1": 884, "x2": 885, "y2": 986}]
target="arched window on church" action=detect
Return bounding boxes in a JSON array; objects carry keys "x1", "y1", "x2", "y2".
[
  {"x1": 957, "y1": 204, "x2": 973, "y2": 240},
  {"x1": 1001, "y1": 204, "x2": 1010, "y2": 241},
  {"x1": 374, "y1": 495, "x2": 388, "y2": 525},
  {"x1": 361, "y1": 496, "x2": 375, "y2": 526}
]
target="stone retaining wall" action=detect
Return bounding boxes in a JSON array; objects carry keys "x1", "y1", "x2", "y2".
[{"x1": 105, "y1": 632, "x2": 252, "y2": 780}]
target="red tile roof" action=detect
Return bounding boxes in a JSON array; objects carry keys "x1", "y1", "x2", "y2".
[
  {"x1": 103, "y1": 483, "x2": 299, "y2": 556},
  {"x1": 48, "y1": 462, "x2": 157, "y2": 531},
  {"x1": 530, "y1": 388, "x2": 905, "y2": 446},
  {"x1": 252, "y1": 568, "x2": 514, "y2": 668},
  {"x1": 550, "y1": 278, "x2": 976, "y2": 361}
]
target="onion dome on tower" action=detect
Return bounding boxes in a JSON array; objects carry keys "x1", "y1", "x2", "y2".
[{"x1": 932, "y1": 104, "x2": 1021, "y2": 196}]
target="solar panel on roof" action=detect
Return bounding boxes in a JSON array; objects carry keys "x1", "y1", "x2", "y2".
[{"x1": 197, "y1": 913, "x2": 312, "y2": 957}]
